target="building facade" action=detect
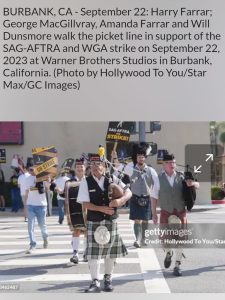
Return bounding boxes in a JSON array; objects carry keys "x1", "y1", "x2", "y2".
[{"x1": 0, "y1": 122, "x2": 211, "y2": 204}]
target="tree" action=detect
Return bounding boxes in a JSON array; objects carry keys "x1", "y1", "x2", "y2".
[{"x1": 220, "y1": 132, "x2": 225, "y2": 153}]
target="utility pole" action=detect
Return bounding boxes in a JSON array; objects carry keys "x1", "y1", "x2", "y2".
[{"x1": 139, "y1": 122, "x2": 146, "y2": 143}]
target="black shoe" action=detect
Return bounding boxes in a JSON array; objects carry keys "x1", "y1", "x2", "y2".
[
  {"x1": 83, "y1": 248, "x2": 88, "y2": 262},
  {"x1": 85, "y1": 279, "x2": 101, "y2": 293},
  {"x1": 58, "y1": 219, "x2": 63, "y2": 225},
  {"x1": 173, "y1": 265, "x2": 182, "y2": 277},
  {"x1": 164, "y1": 251, "x2": 173, "y2": 269},
  {"x1": 70, "y1": 252, "x2": 79, "y2": 264},
  {"x1": 103, "y1": 274, "x2": 113, "y2": 292},
  {"x1": 83, "y1": 255, "x2": 88, "y2": 262},
  {"x1": 83, "y1": 251, "x2": 88, "y2": 262},
  {"x1": 133, "y1": 241, "x2": 141, "y2": 248}
]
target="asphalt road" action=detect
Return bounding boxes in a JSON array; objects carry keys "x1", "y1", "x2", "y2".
[{"x1": 0, "y1": 205, "x2": 225, "y2": 293}]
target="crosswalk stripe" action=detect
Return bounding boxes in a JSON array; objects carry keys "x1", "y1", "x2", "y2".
[
  {"x1": 0, "y1": 257, "x2": 139, "y2": 266},
  {"x1": 0, "y1": 248, "x2": 139, "y2": 255},
  {"x1": 0, "y1": 233, "x2": 135, "y2": 239},
  {"x1": 0, "y1": 226, "x2": 132, "y2": 232},
  {"x1": 138, "y1": 248, "x2": 170, "y2": 293},
  {"x1": 0, "y1": 225, "x2": 133, "y2": 228},
  {"x1": 0, "y1": 273, "x2": 142, "y2": 282},
  {"x1": 0, "y1": 227, "x2": 133, "y2": 232},
  {"x1": 0, "y1": 219, "x2": 132, "y2": 224},
  {"x1": 0, "y1": 215, "x2": 171, "y2": 293},
  {"x1": 201, "y1": 211, "x2": 225, "y2": 214},
  {"x1": 0, "y1": 239, "x2": 134, "y2": 245}
]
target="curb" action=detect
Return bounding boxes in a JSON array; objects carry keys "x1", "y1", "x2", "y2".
[{"x1": 212, "y1": 200, "x2": 225, "y2": 204}]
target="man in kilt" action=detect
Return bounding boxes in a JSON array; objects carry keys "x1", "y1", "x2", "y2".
[
  {"x1": 77, "y1": 154, "x2": 132, "y2": 293},
  {"x1": 65, "y1": 158, "x2": 87, "y2": 264},
  {"x1": 115, "y1": 143, "x2": 159, "y2": 248},
  {"x1": 151, "y1": 153, "x2": 199, "y2": 276}
]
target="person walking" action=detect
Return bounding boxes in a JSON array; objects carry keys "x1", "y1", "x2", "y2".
[
  {"x1": 25, "y1": 166, "x2": 49, "y2": 254},
  {"x1": 112, "y1": 143, "x2": 159, "y2": 248},
  {"x1": 151, "y1": 153, "x2": 199, "y2": 276},
  {"x1": 0, "y1": 165, "x2": 6, "y2": 211},
  {"x1": 51, "y1": 171, "x2": 70, "y2": 224},
  {"x1": 77, "y1": 154, "x2": 132, "y2": 292},
  {"x1": 18, "y1": 166, "x2": 30, "y2": 221}
]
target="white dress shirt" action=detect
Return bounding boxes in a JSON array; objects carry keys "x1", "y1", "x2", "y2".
[{"x1": 77, "y1": 175, "x2": 128, "y2": 204}]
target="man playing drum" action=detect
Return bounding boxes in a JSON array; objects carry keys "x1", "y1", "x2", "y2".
[{"x1": 65, "y1": 158, "x2": 87, "y2": 264}]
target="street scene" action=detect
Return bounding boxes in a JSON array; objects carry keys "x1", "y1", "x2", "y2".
[
  {"x1": 0, "y1": 121, "x2": 225, "y2": 293},
  {"x1": 0, "y1": 205, "x2": 225, "y2": 293}
]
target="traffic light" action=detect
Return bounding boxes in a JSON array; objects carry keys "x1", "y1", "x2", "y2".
[{"x1": 150, "y1": 121, "x2": 161, "y2": 133}]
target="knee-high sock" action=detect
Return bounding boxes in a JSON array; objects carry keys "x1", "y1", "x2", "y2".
[
  {"x1": 72, "y1": 237, "x2": 80, "y2": 253},
  {"x1": 141, "y1": 222, "x2": 149, "y2": 241},
  {"x1": 104, "y1": 258, "x2": 116, "y2": 275},
  {"x1": 83, "y1": 237, "x2": 87, "y2": 253},
  {"x1": 134, "y1": 223, "x2": 142, "y2": 242},
  {"x1": 88, "y1": 259, "x2": 101, "y2": 280},
  {"x1": 175, "y1": 248, "x2": 183, "y2": 265}
]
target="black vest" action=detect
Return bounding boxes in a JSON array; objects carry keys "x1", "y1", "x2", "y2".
[
  {"x1": 67, "y1": 178, "x2": 83, "y2": 216},
  {"x1": 86, "y1": 175, "x2": 118, "y2": 222}
]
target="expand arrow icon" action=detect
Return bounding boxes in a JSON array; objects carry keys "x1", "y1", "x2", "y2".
[
  {"x1": 194, "y1": 165, "x2": 202, "y2": 174},
  {"x1": 205, "y1": 154, "x2": 213, "y2": 162}
]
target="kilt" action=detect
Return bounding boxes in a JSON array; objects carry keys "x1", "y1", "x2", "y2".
[
  {"x1": 159, "y1": 209, "x2": 187, "y2": 249},
  {"x1": 0, "y1": 184, "x2": 4, "y2": 196},
  {"x1": 129, "y1": 195, "x2": 151, "y2": 220},
  {"x1": 86, "y1": 219, "x2": 128, "y2": 259},
  {"x1": 160, "y1": 209, "x2": 187, "y2": 225}
]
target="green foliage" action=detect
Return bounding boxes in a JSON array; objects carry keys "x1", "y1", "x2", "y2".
[
  {"x1": 219, "y1": 132, "x2": 225, "y2": 144},
  {"x1": 211, "y1": 186, "x2": 224, "y2": 200}
]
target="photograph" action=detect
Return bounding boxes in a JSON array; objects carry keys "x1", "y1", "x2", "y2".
[
  {"x1": 0, "y1": 0, "x2": 225, "y2": 298},
  {"x1": 0, "y1": 121, "x2": 225, "y2": 294}
]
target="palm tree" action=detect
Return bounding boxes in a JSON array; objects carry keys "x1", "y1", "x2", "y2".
[
  {"x1": 210, "y1": 122, "x2": 225, "y2": 184},
  {"x1": 220, "y1": 132, "x2": 225, "y2": 154},
  {"x1": 210, "y1": 122, "x2": 225, "y2": 155}
]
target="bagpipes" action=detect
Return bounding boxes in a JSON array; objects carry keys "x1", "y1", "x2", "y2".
[
  {"x1": 177, "y1": 164, "x2": 197, "y2": 211},
  {"x1": 112, "y1": 146, "x2": 198, "y2": 212},
  {"x1": 96, "y1": 147, "x2": 198, "y2": 212}
]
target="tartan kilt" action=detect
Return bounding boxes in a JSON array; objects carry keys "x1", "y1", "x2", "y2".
[
  {"x1": 160, "y1": 209, "x2": 187, "y2": 249},
  {"x1": 86, "y1": 219, "x2": 128, "y2": 259}
]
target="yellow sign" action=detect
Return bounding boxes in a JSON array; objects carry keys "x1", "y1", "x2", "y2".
[
  {"x1": 34, "y1": 157, "x2": 58, "y2": 175},
  {"x1": 32, "y1": 146, "x2": 54, "y2": 154},
  {"x1": 106, "y1": 133, "x2": 129, "y2": 141}
]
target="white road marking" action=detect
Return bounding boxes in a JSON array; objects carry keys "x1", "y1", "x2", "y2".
[
  {"x1": 0, "y1": 257, "x2": 139, "y2": 266},
  {"x1": 0, "y1": 273, "x2": 142, "y2": 282},
  {"x1": 138, "y1": 248, "x2": 170, "y2": 293}
]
